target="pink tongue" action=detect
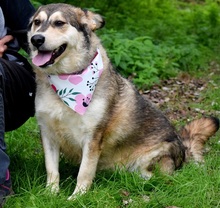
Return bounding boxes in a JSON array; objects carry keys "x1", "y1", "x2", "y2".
[{"x1": 32, "y1": 51, "x2": 53, "y2": 66}]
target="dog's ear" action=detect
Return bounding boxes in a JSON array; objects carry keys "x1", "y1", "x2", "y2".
[
  {"x1": 77, "y1": 8, "x2": 105, "y2": 31},
  {"x1": 84, "y1": 10, "x2": 105, "y2": 30}
]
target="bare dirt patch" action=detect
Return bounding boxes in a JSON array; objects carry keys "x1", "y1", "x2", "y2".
[{"x1": 141, "y1": 72, "x2": 216, "y2": 124}]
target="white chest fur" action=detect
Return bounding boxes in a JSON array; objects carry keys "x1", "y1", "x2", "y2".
[{"x1": 35, "y1": 81, "x2": 107, "y2": 150}]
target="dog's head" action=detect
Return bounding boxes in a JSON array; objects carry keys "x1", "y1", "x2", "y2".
[{"x1": 28, "y1": 3, "x2": 104, "y2": 73}]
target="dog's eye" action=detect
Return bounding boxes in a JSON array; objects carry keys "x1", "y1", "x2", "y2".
[
  {"x1": 34, "y1": 19, "x2": 41, "y2": 26},
  {"x1": 54, "y1": 21, "x2": 65, "y2": 27}
]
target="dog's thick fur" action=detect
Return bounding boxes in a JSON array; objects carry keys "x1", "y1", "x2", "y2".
[{"x1": 28, "y1": 3, "x2": 219, "y2": 200}]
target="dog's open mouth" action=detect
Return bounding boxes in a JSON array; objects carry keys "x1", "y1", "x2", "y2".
[{"x1": 32, "y1": 44, "x2": 67, "y2": 67}]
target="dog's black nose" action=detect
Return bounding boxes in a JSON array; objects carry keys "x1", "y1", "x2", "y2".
[{"x1": 31, "y1": 34, "x2": 45, "y2": 48}]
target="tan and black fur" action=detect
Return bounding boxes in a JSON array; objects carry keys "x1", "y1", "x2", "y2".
[{"x1": 27, "y1": 3, "x2": 219, "y2": 200}]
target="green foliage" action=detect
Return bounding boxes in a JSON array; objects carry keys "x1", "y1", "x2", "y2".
[
  {"x1": 100, "y1": 30, "x2": 178, "y2": 88},
  {"x1": 97, "y1": 0, "x2": 220, "y2": 88}
]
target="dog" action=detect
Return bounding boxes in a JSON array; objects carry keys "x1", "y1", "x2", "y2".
[{"x1": 28, "y1": 3, "x2": 219, "y2": 200}]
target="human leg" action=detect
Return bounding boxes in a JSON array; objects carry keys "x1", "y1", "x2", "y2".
[
  {"x1": 0, "y1": 56, "x2": 35, "y2": 172},
  {"x1": 0, "y1": 69, "x2": 12, "y2": 207},
  {"x1": 0, "y1": 58, "x2": 35, "y2": 206},
  {"x1": 0, "y1": 69, "x2": 9, "y2": 184}
]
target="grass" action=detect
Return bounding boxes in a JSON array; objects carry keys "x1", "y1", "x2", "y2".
[{"x1": 3, "y1": 68, "x2": 220, "y2": 208}]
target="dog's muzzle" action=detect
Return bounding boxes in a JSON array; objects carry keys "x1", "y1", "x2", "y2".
[{"x1": 31, "y1": 34, "x2": 67, "y2": 68}]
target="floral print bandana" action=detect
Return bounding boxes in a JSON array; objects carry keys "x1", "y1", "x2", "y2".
[{"x1": 48, "y1": 49, "x2": 103, "y2": 115}]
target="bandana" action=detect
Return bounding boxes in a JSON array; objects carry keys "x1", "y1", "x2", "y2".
[{"x1": 48, "y1": 49, "x2": 103, "y2": 115}]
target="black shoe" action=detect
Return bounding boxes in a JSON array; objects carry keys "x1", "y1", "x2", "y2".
[{"x1": 0, "y1": 170, "x2": 13, "y2": 208}]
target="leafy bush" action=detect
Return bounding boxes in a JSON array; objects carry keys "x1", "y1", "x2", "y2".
[
  {"x1": 100, "y1": 29, "x2": 214, "y2": 88},
  {"x1": 100, "y1": 30, "x2": 178, "y2": 88}
]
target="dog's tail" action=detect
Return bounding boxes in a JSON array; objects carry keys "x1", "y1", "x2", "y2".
[{"x1": 179, "y1": 117, "x2": 219, "y2": 163}]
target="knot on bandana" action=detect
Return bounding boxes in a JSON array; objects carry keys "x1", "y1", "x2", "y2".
[{"x1": 48, "y1": 49, "x2": 103, "y2": 115}]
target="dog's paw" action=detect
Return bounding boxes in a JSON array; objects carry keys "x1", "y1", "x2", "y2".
[
  {"x1": 67, "y1": 191, "x2": 84, "y2": 201},
  {"x1": 67, "y1": 185, "x2": 88, "y2": 200},
  {"x1": 140, "y1": 170, "x2": 153, "y2": 180},
  {"x1": 46, "y1": 183, "x2": 60, "y2": 195},
  {"x1": 67, "y1": 194, "x2": 77, "y2": 201}
]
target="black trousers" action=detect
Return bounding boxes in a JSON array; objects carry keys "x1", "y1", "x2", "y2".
[{"x1": 0, "y1": 56, "x2": 35, "y2": 184}]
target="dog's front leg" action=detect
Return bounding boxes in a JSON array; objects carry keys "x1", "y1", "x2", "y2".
[
  {"x1": 41, "y1": 131, "x2": 60, "y2": 194},
  {"x1": 68, "y1": 134, "x2": 102, "y2": 200}
]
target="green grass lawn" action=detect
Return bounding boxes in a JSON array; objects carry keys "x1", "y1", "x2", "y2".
[{"x1": 3, "y1": 68, "x2": 220, "y2": 208}]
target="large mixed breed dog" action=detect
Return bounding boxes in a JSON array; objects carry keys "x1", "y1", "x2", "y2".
[{"x1": 28, "y1": 3, "x2": 219, "y2": 200}]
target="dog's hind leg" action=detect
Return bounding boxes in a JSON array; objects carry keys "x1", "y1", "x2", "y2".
[
  {"x1": 68, "y1": 132, "x2": 102, "y2": 200},
  {"x1": 130, "y1": 143, "x2": 178, "y2": 179},
  {"x1": 41, "y1": 130, "x2": 60, "y2": 194},
  {"x1": 138, "y1": 155, "x2": 175, "y2": 179}
]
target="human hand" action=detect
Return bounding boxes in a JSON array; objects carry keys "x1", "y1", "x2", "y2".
[{"x1": 0, "y1": 35, "x2": 13, "y2": 57}]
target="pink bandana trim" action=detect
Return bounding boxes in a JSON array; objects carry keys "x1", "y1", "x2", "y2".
[{"x1": 48, "y1": 49, "x2": 103, "y2": 115}]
